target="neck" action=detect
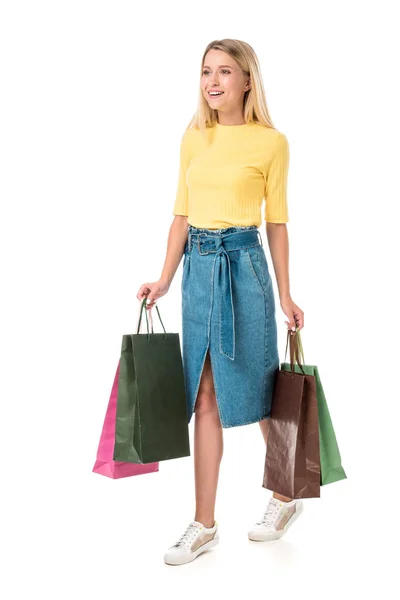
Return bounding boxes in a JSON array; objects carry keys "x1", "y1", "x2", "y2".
[{"x1": 217, "y1": 111, "x2": 246, "y2": 126}]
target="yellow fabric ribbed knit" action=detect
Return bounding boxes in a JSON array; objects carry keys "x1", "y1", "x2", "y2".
[{"x1": 172, "y1": 121, "x2": 289, "y2": 229}]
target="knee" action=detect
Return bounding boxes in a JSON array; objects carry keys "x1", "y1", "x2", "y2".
[{"x1": 194, "y1": 390, "x2": 218, "y2": 417}]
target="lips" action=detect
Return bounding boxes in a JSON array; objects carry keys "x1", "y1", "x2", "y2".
[{"x1": 208, "y1": 91, "x2": 224, "y2": 97}]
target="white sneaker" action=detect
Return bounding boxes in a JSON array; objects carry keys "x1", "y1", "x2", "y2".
[
  {"x1": 164, "y1": 520, "x2": 219, "y2": 565},
  {"x1": 248, "y1": 497, "x2": 303, "y2": 541}
]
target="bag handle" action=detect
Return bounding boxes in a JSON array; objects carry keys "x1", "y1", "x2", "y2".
[
  {"x1": 284, "y1": 327, "x2": 306, "y2": 375},
  {"x1": 292, "y1": 326, "x2": 305, "y2": 364},
  {"x1": 136, "y1": 298, "x2": 167, "y2": 339}
]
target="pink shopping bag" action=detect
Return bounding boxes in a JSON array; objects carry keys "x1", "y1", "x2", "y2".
[{"x1": 92, "y1": 360, "x2": 159, "y2": 479}]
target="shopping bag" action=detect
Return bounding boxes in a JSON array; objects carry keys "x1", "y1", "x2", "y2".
[
  {"x1": 281, "y1": 330, "x2": 347, "y2": 486},
  {"x1": 263, "y1": 329, "x2": 347, "y2": 497},
  {"x1": 263, "y1": 329, "x2": 321, "y2": 498},
  {"x1": 92, "y1": 360, "x2": 159, "y2": 479},
  {"x1": 113, "y1": 298, "x2": 190, "y2": 464}
]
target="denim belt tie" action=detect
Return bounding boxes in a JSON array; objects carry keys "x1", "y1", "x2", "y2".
[{"x1": 188, "y1": 229, "x2": 262, "y2": 361}]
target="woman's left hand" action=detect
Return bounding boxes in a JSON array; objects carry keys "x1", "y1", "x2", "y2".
[{"x1": 280, "y1": 295, "x2": 304, "y2": 331}]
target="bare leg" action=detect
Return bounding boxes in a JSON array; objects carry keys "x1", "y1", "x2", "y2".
[
  {"x1": 193, "y1": 350, "x2": 223, "y2": 528},
  {"x1": 259, "y1": 418, "x2": 293, "y2": 503}
]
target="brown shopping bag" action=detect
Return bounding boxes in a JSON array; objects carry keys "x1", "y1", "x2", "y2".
[{"x1": 263, "y1": 329, "x2": 321, "y2": 498}]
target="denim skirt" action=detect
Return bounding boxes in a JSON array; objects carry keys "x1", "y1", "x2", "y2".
[{"x1": 181, "y1": 224, "x2": 279, "y2": 428}]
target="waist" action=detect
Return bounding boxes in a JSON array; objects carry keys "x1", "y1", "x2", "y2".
[{"x1": 187, "y1": 225, "x2": 262, "y2": 255}]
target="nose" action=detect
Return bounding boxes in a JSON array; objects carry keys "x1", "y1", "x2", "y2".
[{"x1": 206, "y1": 73, "x2": 219, "y2": 87}]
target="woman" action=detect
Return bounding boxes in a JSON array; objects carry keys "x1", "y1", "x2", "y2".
[{"x1": 137, "y1": 39, "x2": 304, "y2": 566}]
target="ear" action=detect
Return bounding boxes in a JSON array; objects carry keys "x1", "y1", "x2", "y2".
[{"x1": 245, "y1": 77, "x2": 251, "y2": 92}]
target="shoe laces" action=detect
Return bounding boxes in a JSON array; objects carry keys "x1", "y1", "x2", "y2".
[
  {"x1": 257, "y1": 498, "x2": 281, "y2": 527},
  {"x1": 174, "y1": 522, "x2": 202, "y2": 547}
]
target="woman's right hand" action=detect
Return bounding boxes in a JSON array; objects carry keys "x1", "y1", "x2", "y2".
[{"x1": 137, "y1": 278, "x2": 170, "y2": 310}]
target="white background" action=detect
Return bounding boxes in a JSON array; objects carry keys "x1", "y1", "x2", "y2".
[{"x1": 1, "y1": 1, "x2": 398, "y2": 598}]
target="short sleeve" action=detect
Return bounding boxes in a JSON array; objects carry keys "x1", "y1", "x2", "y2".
[
  {"x1": 264, "y1": 132, "x2": 289, "y2": 223},
  {"x1": 172, "y1": 130, "x2": 191, "y2": 217}
]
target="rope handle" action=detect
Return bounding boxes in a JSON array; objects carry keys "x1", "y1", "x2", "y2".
[
  {"x1": 284, "y1": 327, "x2": 306, "y2": 375},
  {"x1": 136, "y1": 297, "x2": 167, "y2": 339}
]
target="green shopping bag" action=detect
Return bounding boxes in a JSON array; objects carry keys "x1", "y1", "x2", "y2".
[
  {"x1": 280, "y1": 329, "x2": 347, "y2": 486},
  {"x1": 113, "y1": 298, "x2": 190, "y2": 464}
]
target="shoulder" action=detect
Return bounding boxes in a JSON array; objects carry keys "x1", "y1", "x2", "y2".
[
  {"x1": 181, "y1": 126, "x2": 207, "y2": 142},
  {"x1": 255, "y1": 126, "x2": 289, "y2": 165},
  {"x1": 252, "y1": 123, "x2": 288, "y2": 145},
  {"x1": 179, "y1": 126, "x2": 212, "y2": 157},
  {"x1": 179, "y1": 127, "x2": 201, "y2": 153},
  {"x1": 271, "y1": 130, "x2": 289, "y2": 156},
  {"x1": 179, "y1": 127, "x2": 195, "y2": 146}
]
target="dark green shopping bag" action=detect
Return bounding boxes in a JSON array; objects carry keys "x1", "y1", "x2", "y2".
[
  {"x1": 280, "y1": 330, "x2": 347, "y2": 487},
  {"x1": 113, "y1": 298, "x2": 190, "y2": 464}
]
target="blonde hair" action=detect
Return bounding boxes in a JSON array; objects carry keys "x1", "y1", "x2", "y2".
[{"x1": 186, "y1": 39, "x2": 276, "y2": 136}]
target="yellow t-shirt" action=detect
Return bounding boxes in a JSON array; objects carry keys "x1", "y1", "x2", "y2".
[{"x1": 172, "y1": 121, "x2": 289, "y2": 229}]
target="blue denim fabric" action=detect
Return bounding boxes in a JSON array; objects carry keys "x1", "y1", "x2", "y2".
[{"x1": 181, "y1": 224, "x2": 279, "y2": 428}]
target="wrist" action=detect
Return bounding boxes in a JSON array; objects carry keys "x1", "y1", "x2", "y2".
[
  {"x1": 160, "y1": 275, "x2": 171, "y2": 288},
  {"x1": 279, "y1": 292, "x2": 291, "y2": 302}
]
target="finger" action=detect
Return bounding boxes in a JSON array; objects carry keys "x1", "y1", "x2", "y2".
[
  {"x1": 146, "y1": 296, "x2": 156, "y2": 309},
  {"x1": 292, "y1": 309, "x2": 303, "y2": 329},
  {"x1": 137, "y1": 284, "x2": 147, "y2": 300},
  {"x1": 284, "y1": 320, "x2": 296, "y2": 332},
  {"x1": 139, "y1": 285, "x2": 152, "y2": 300}
]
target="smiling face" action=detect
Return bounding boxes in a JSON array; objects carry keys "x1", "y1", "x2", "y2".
[{"x1": 201, "y1": 49, "x2": 251, "y2": 119}]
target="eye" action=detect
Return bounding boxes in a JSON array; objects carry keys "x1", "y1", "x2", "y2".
[{"x1": 202, "y1": 69, "x2": 231, "y2": 75}]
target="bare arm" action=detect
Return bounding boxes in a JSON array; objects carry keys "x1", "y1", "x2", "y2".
[
  {"x1": 160, "y1": 215, "x2": 189, "y2": 286},
  {"x1": 137, "y1": 215, "x2": 189, "y2": 309},
  {"x1": 265, "y1": 222, "x2": 304, "y2": 330},
  {"x1": 265, "y1": 223, "x2": 290, "y2": 301}
]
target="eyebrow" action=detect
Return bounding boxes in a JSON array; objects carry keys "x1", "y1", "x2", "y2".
[{"x1": 203, "y1": 64, "x2": 233, "y2": 69}]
